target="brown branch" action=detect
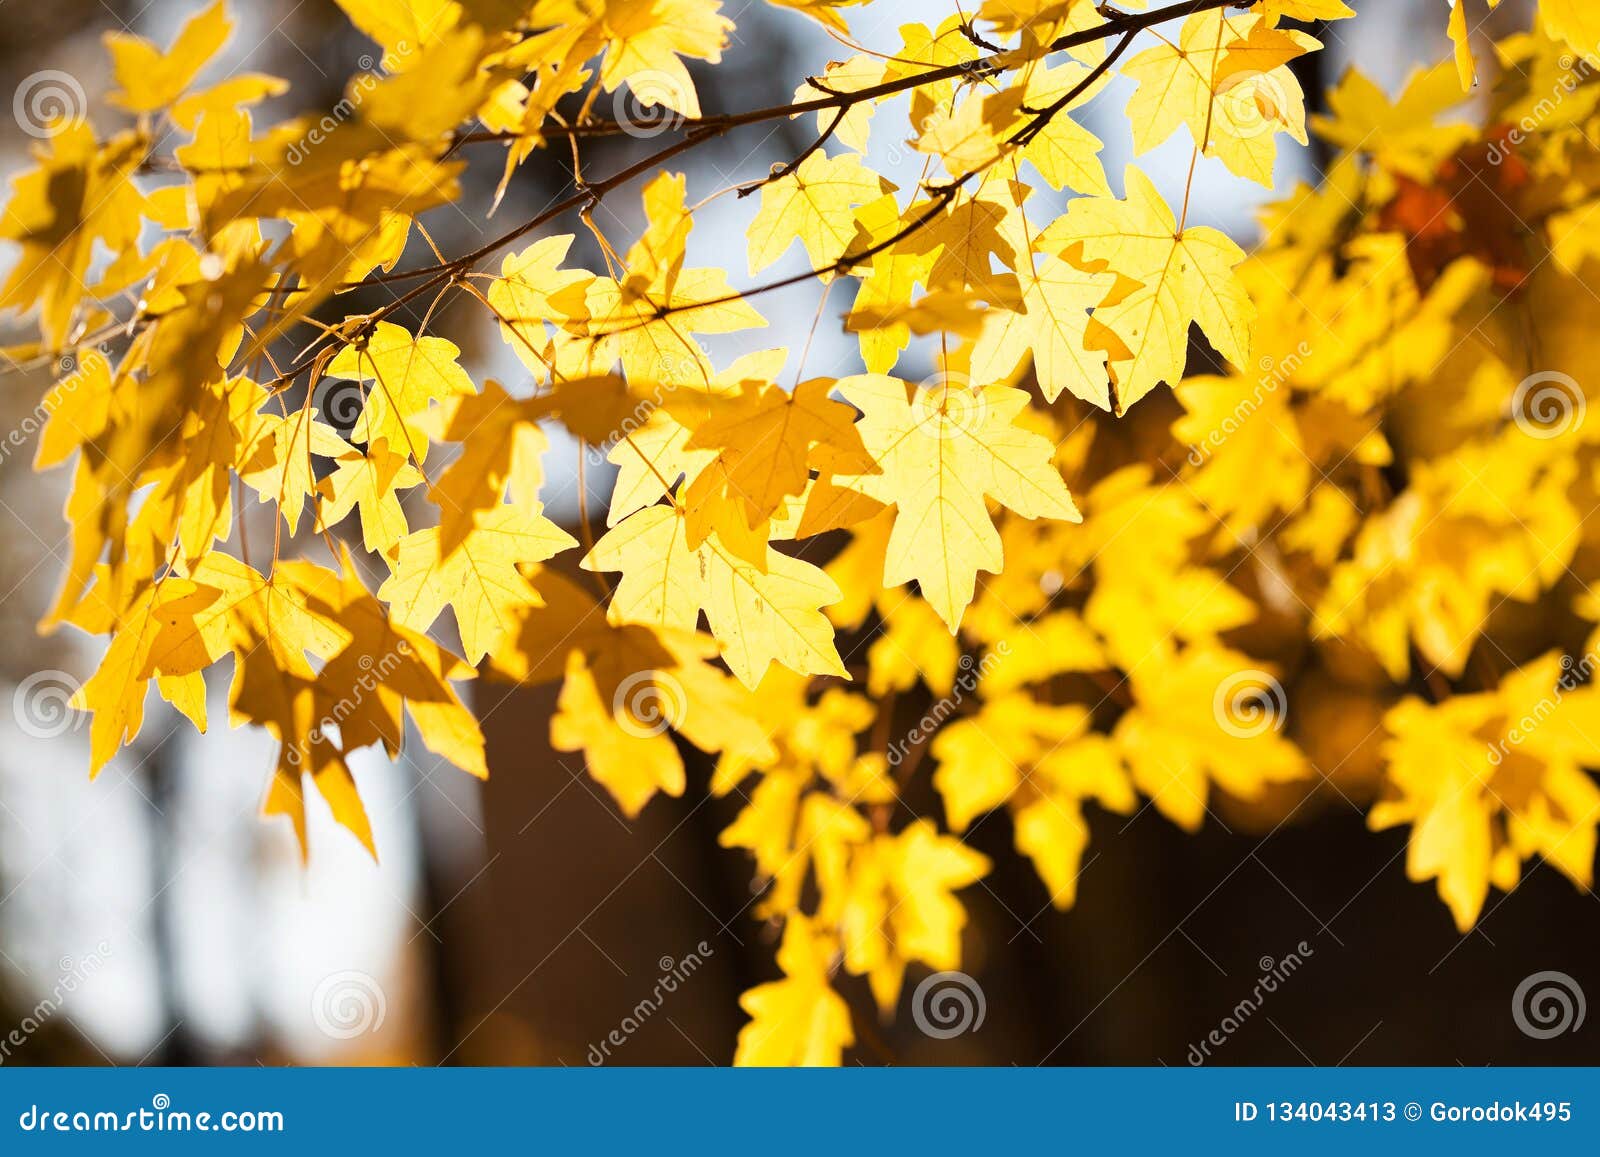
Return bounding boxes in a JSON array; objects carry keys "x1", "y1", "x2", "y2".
[
  {"x1": 244, "y1": 0, "x2": 1254, "y2": 390},
  {"x1": 449, "y1": 0, "x2": 1252, "y2": 146},
  {"x1": 583, "y1": 18, "x2": 1147, "y2": 343}
]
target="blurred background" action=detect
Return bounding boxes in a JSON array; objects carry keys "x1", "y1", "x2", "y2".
[{"x1": 2, "y1": 0, "x2": 1595, "y2": 1067}]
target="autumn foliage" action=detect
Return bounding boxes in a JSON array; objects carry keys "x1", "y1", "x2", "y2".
[{"x1": 5, "y1": 0, "x2": 1600, "y2": 1064}]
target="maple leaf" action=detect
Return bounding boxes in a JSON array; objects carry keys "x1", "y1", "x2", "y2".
[
  {"x1": 678, "y1": 375, "x2": 876, "y2": 540},
  {"x1": 314, "y1": 438, "x2": 425, "y2": 554},
  {"x1": 1016, "y1": 62, "x2": 1112, "y2": 195},
  {"x1": 582, "y1": 172, "x2": 767, "y2": 386},
  {"x1": 1047, "y1": 166, "x2": 1253, "y2": 413},
  {"x1": 0, "y1": 125, "x2": 145, "y2": 348},
  {"x1": 485, "y1": 234, "x2": 595, "y2": 375},
  {"x1": 831, "y1": 374, "x2": 1081, "y2": 632},
  {"x1": 832, "y1": 819, "x2": 990, "y2": 1011},
  {"x1": 1115, "y1": 647, "x2": 1309, "y2": 832},
  {"x1": 324, "y1": 321, "x2": 477, "y2": 464},
  {"x1": 1309, "y1": 62, "x2": 1474, "y2": 180},
  {"x1": 1376, "y1": 653, "x2": 1600, "y2": 930},
  {"x1": 605, "y1": 349, "x2": 787, "y2": 526},
  {"x1": 72, "y1": 579, "x2": 211, "y2": 777},
  {"x1": 420, "y1": 380, "x2": 551, "y2": 555},
  {"x1": 379, "y1": 506, "x2": 577, "y2": 663},
  {"x1": 105, "y1": 0, "x2": 231, "y2": 113},
  {"x1": 238, "y1": 406, "x2": 355, "y2": 536},
  {"x1": 1121, "y1": 11, "x2": 1315, "y2": 186},
  {"x1": 594, "y1": 0, "x2": 734, "y2": 119},
  {"x1": 734, "y1": 914, "x2": 854, "y2": 1066},
  {"x1": 933, "y1": 694, "x2": 1132, "y2": 909},
  {"x1": 291, "y1": 554, "x2": 486, "y2": 778},
  {"x1": 583, "y1": 503, "x2": 847, "y2": 688},
  {"x1": 501, "y1": 569, "x2": 773, "y2": 815},
  {"x1": 970, "y1": 254, "x2": 1116, "y2": 408},
  {"x1": 746, "y1": 151, "x2": 887, "y2": 275},
  {"x1": 844, "y1": 193, "x2": 941, "y2": 374}
]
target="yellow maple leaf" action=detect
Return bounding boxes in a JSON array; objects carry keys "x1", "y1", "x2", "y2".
[
  {"x1": 379, "y1": 506, "x2": 576, "y2": 663},
  {"x1": 1048, "y1": 166, "x2": 1253, "y2": 413},
  {"x1": 324, "y1": 321, "x2": 477, "y2": 465},
  {"x1": 1121, "y1": 11, "x2": 1315, "y2": 186},
  {"x1": 583, "y1": 503, "x2": 847, "y2": 688},
  {"x1": 746, "y1": 151, "x2": 887, "y2": 275},
  {"x1": 582, "y1": 172, "x2": 767, "y2": 386},
  {"x1": 832, "y1": 820, "x2": 989, "y2": 1011},
  {"x1": 1376, "y1": 653, "x2": 1600, "y2": 930},
  {"x1": 831, "y1": 374, "x2": 1082, "y2": 631},
  {"x1": 1115, "y1": 647, "x2": 1309, "y2": 831},
  {"x1": 314, "y1": 438, "x2": 425, "y2": 554},
  {"x1": 970, "y1": 254, "x2": 1116, "y2": 407},
  {"x1": 105, "y1": 0, "x2": 231, "y2": 114},
  {"x1": 678, "y1": 375, "x2": 875, "y2": 538},
  {"x1": 734, "y1": 914, "x2": 853, "y2": 1066}
]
